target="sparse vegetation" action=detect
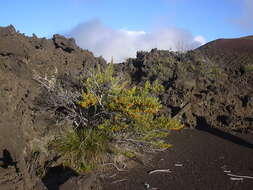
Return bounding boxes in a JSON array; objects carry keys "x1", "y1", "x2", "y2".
[
  {"x1": 241, "y1": 64, "x2": 253, "y2": 73},
  {"x1": 45, "y1": 63, "x2": 183, "y2": 172}
]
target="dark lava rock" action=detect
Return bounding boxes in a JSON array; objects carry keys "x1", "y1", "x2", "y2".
[
  {"x1": 52, "y1": 34, "x2": 78, "y2": 53},
  {"x1": 0, "y1": 25, "x2": 106, "y2": 190},
  {"x1": 117, "y1": 39, "x2": 253, "y2": 131}
]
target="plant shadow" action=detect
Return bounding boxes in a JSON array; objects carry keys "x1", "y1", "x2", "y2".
[
  {"x1": 195, "y1": 116, "x2": 253, "y2": 150},
  {"x1": 42, "y1": 165, "x2": 78, "y2": 190},
  {"x1": 0, "y1": 149, "x2": 18, "y2": 171}
]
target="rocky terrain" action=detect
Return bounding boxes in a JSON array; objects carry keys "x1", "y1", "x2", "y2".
[
  {"x1": 118, "y1": 41, "x2": 253, "y2": 132},
  {"x1": 0, "y1": 25, "x2": 105, "y2": 189},
  {"x1": 0, "y1": 25, "x2": 252, "y2": 189}
]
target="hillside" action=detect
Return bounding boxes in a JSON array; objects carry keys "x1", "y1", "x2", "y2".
[
  {"x1": 0, "y1": 25, "x2": 106, "y2": 189},
  {"x1": 118, "y1": 42, "x2": 253, "y2": 132},
  {"x1": 0, "y1": 26, "x2": 252, "y2": 190},
  {"x1": 199, "y1": 37, "x2": 253, "y2": 54}
]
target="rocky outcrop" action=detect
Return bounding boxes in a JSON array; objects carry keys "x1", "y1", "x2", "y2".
[
  {"x1": 0, "y1": 25, "x2": 106, "y2": 189},
  {"x1": 117, "y1": 46, "x2": 253, "y2": 132}
]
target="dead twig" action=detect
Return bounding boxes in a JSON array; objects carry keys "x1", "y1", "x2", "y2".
[
  {"x1": 103, "y1": 163, "x2": 127, "y2": 172},
  {"x1": 227, "y1": 173, "x2": 253, "y2": 180},
  {"x1": 111, "y1": 178, "x2": 128, "y2": 184},
  {"x1": 148, "y1": 169, "x2": 171, "y2": 175},
  {"x1": 230, "y1": 177, "x2": 244, "y2": 181}
]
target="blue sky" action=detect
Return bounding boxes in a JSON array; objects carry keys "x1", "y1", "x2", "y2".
[
  {"x1": 1, "y1": 0, "x2": 252, "y2": 40},
  {"x1": 1, "y1": 0, "x2": 253, "y2": 61}
]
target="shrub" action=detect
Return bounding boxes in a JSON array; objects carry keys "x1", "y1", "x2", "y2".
[
  {"x1": 54, "y1": 128, "x2": 110, "y2": 172},
  {"x1": 50, "y1": 63, "x2": 183, "y2": 172},
  {"x1": 242, "y1": 64, "x2": 253, "y2": 73}
]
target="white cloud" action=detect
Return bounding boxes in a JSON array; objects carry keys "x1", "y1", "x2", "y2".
[
  {"x1": 194, "y1": 35, "x2": 206, "y2": 45},
  {"x1": 67, "y1": 19, "x2": 206, "y2": 62}
]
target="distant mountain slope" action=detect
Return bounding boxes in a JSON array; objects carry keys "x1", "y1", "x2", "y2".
[
  {"x1": 240, "y1": 35, "x2": 253, "y2": 40},
  {"x1": 198, "y1": 36, "x2": 253, "y2": 54}
]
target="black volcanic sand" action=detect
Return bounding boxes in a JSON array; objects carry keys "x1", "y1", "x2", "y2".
[{"x1": 102, "y1": 129, "x2": 253, "y2": 190}]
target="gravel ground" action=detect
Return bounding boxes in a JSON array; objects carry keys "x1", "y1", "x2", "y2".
[{"x1": 102, "y1": 128, "x2": 253, "y2": 190}]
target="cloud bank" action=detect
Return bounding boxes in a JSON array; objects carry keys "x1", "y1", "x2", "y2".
[{"x1": 67, "y1": 20, "x2": 206, "y2": 62}]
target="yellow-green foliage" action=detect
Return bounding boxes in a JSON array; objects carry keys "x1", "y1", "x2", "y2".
[
  {"x1": 55, "y1": 128, "x2": 109, "y2": 172},
  {"x1": 79, "y1": 91, "x2": 98, "y2": 108},
  {"x1": 242, "y1": 64, "x2": 253, "y2": 73},
  {"x1": 54, "y1": 63, "x2": 183, "y2": 172}
]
